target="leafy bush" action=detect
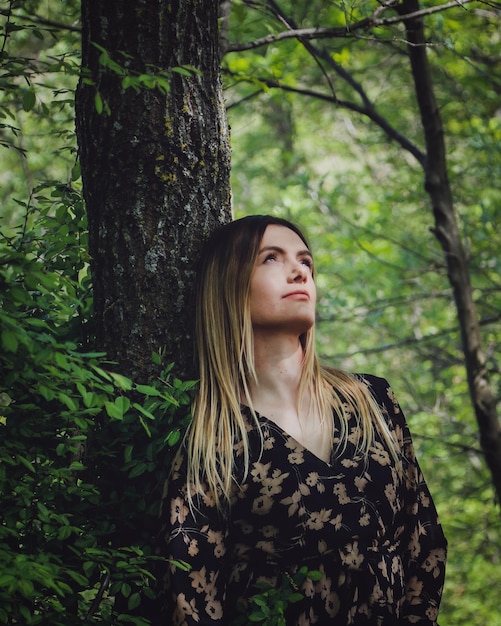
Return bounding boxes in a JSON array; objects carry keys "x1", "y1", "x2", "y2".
[
  {"x1": 231, "y1": 567, "x2": 324, "y2": 626},
  {"x1": 0, "y1": 196, "x2": 193, "y2": 624}
]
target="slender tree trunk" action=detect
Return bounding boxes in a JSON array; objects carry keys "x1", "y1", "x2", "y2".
[
  {"x1": 398, "y1": 0, "x2": 501, "y2": 504},
  {"x1": 76, "y1": 0, "x2": 231, "y2": 382}
]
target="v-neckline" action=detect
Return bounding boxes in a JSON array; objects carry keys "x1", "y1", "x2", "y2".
[{"x1": 244, "y1": 406, "x2": 334, "y2": 468}]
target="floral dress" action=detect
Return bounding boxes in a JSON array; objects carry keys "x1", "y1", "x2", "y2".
[{"x1": 157, "y1": 375, "x2": 447, "y2": 625}]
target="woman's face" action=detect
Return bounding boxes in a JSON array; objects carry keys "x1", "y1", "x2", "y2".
[{"x1": 249, "y1": 225, "x2": 316, "y2": 335}]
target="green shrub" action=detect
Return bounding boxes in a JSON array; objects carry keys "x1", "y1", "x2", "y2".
[{"x1": 0, "y1": 198, "x2": 192, "y2": 624}]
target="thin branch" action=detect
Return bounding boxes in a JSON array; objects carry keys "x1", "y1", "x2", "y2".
[
  {"x1": 416, "y1": 433, "x2": 483, "y2": 456},
  {"x1": 85, "y1": 572, "x2": 111, "y2": 619},
  {"x1": 266, "y1": 0, "x2": 372, "y2": 107},
  {"x1": 265, "y1": 0, "x2": 343, "y2": 104},
  {"x1": 312, "y1": 188, "x2": 441, "y2": 268},
  {"x1": 227, "y1": 27, "x2": 362, "y2": 52},
  {"x1": 319, "y1": 315, "x2": 500, "y2": 359},
  {"x1": 322, "y1": 291, "x2": 453, "y2": 324},
  {"x1": 376, "y1": 0, "x2": 476, "y2": 25},
  {"x1": 225, "y1": 88, "x2": 263, "y2": 110},
  {"x1": 0, "y1": 1, "x2": 14, "y2": 57},
  {"x1": 264, "y1": 1, "x2": 427, "y2": 164},
  {"x1": 0, "y1": 8, "x2": 81, "y2": 33},
  {"x1": 226, "y1": 0, "x2": 479, "y2": 52},
  {"x1": 225, "y1": 71, "x2": 426, "y2": 164}
]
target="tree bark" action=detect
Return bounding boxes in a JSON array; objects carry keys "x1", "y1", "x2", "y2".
[
  {"x1": 76, "y1": 0, "x2": 232, "y2": 382},
  {"x1": 398, "y1": 0, "x2": 501, "y2": 504}
]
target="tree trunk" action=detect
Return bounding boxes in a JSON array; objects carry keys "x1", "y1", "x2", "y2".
[
  {"x1": 76, "y1": 0, "x2": 232, "y2": 382},
  {"x1": 398, "y1": 0, "x2": 501, "y2": 504}
]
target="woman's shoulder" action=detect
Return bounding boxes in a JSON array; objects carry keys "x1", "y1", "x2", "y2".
[
  {"x1": 353, "y1": 373, "x2": 403, "y2": 419},
  {"x1": 354, "y1": 373, "x2": 391, "y2": 395}
]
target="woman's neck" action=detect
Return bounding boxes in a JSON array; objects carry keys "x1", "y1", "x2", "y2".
[
  {"x1": 248, "y1": 332, "x2": 331, "y2": 463},
  {"x1": 249, "y1": 332, "x2": 305, "y2": 411}
]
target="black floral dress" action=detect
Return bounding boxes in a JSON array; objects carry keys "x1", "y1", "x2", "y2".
[{"x1": 157, "y1": 375, "x2": 447, "y2": 625}]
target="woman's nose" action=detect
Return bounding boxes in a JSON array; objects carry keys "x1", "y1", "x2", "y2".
[{"x1": 288, "y1": 263, "x2": 307, "y2": 282}]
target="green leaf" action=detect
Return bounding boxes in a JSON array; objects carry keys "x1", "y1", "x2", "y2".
[
  {"x1": 66, "y1": 569, "x2": 88, "y2": 586},
  {"x1": 128, "y1": 462, "x2": 148, "y2": 478},
  {"x1": 19, "y1": 604, "x2": 32, "y2": 621},
  {"x1": 58, "y1": 525, "x2": 72, "y2": 540},
  {"x1": 110, "y1": 372, "x2": 133, "y2": 391},
  {"x1": 105, "y1": 400, "x2": 124, "y2": 420},
  {"x1": 124, "y1": 444, "x2": 134, "y2": 462},
  {"x1": 253, "y1": 597, "x2": 271, "y2": 614},
  {"x1": 83, "y1": 561, "x2": 96, "y2": 577},
  {"x1": 169, "y1": 559, "x2": 191, "y2": 572},
  {"x1": 122, "y1": 75, "x2": 135, "y2": 90},
  {"x1": 128, "y1": 592, "x2": 141, "y2": 610},
  {"x1": 165, "y1": 429, "x2": 181, "y2": 446},
  {"x1": 58, "y1": 392, "x2": 78, "y2": 411},
  {"x1": 152, "y1": 351, "x2": 162, "y2": 365},
  {"x1": 21, "y1": 89, "x2": 36, "y2": 112},
  {"x1": 91, "y1": 365, "x2": 113, "y2": 381},
  {"x1": 304, "y1": 569, "x2": 323, "y2": 581},
  {"x1": 138, "y1": 415, "x2": 151, "y2": 436},
  {"x1": 38, "y1": 384, "x2": 56, "y2": 401},
  {"x1": 121, "y1": 582, "x2": 131, "y2": 598},
  {"x1": 16, "y1": 455, "x2": 35, "y2": 473},
  {"x1": 68, "y1": 461, "x2": 85, "y2": 471},
  {"x1": 94, "y1": 91, "x2": 103, "y2": 114},
  {"x1": 248, "y1": 612, "x2": 267, "y2": 622},
  {"x1": 0, "y1": 392, "x2": 13, "y2": 407},
  {"x1": 117, "y1": 395, "x2": 131, "y2": 413},
  {"x1": 1, "y1": 330, "x2": 18, "y2": 353},
  {"x1": 172, "y1": 65, "x2": 201, "y2": 77},
  {"x1": 25, "y1": 317, "x2": 49, "y2": 328},
  {"x1": 55, "y1": 351, "x2": 70, "y2": 371},
  {"x1": 71, "y1": 161, "x2": 81, "y2": 181},
  {"x1": 135, "y1": 384, "x2": 163, "y2": 397},
  {"x1": 287, "y1": 592, "x2": 304, "y2": 603},
  {"x1": 133, "y1": 403, "x2": 156, "y2": 420}
]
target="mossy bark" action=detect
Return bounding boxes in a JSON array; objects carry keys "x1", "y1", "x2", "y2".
[{"x1": 76, "y1": 0, "x2": 231, "y2": 381}]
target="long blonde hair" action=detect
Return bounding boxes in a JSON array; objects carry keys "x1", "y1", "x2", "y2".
[{"x1": 185, "y1": 215, "x2": 397, "y2": 509}]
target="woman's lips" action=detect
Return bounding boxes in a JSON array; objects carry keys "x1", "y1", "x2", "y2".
[{"x1": 283, "y1": 290, "x2": 310, "y2": 299}]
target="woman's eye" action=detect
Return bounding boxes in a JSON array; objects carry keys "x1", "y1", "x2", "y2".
[
  {"x1": 301, "y1": 258, "x2": 313, "y2": 269},
  {"x1": 264, "y1": 253, "x2": 277, "y2": 263}
]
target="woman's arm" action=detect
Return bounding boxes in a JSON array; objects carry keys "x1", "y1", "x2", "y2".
[
  {"x1": 156, "y1": 449, "x2": 230, "y2": 626},
  {"x1": 372, "y1": 376, "x2": 448, "y2": 625}
]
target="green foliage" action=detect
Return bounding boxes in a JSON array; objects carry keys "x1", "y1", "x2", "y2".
[
  {"x1": 84, "y1": 42, "x2": 201, "y2": 116},
  {"x1": 0, "y1": 204, "x2": 194, "y2": 623},
  {"x1": 0, "y1": 0, "x2": 81, "y2": 230},
  {"x1": 231, "y1": 567, "x2": 323, "y2": 626}
]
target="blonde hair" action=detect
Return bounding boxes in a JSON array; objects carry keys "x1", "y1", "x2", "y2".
[{"x1": 185, "y1": 215, "x2": 397, "y2": 509}]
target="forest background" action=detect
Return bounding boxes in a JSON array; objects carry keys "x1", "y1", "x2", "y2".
[{"x1": 0, "y1": 0, "x2": 500, "y2": 625}]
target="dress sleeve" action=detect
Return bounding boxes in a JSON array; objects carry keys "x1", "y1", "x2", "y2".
[
  {"x1": 156, "y1": 448, "x2": 230, "y2": 626},
  {"x1": 373, "y1": 376, "x2": 448, "y2": 625}
]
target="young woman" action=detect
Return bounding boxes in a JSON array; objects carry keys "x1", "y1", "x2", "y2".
[{"x1": 157, "y1": 215, "x2": 447, "y2": 625}]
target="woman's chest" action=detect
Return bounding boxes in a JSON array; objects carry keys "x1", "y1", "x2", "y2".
[{"x1": 230, "y1": 425, "x2": 407, "y2": 552}]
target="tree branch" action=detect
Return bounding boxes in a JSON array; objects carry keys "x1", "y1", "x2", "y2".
[
  {"x1": 0, "y1": 8, "x2": 81, "y2": 33},
  {"x1": 416, "y1": 434, "x2": 483, "y2": 457},
  {"x1": 255, "y1": 1, "x2": 428, "y2": 164},
  {"x1": 226, "y1": 0, "x2": 478, "y2": 52},
  {"x1": 225, "y1": 71, "x2": 426, "y2": 164},
  {"x1": 319, "y1": 315, "x2": 500, "y2": 359}
]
